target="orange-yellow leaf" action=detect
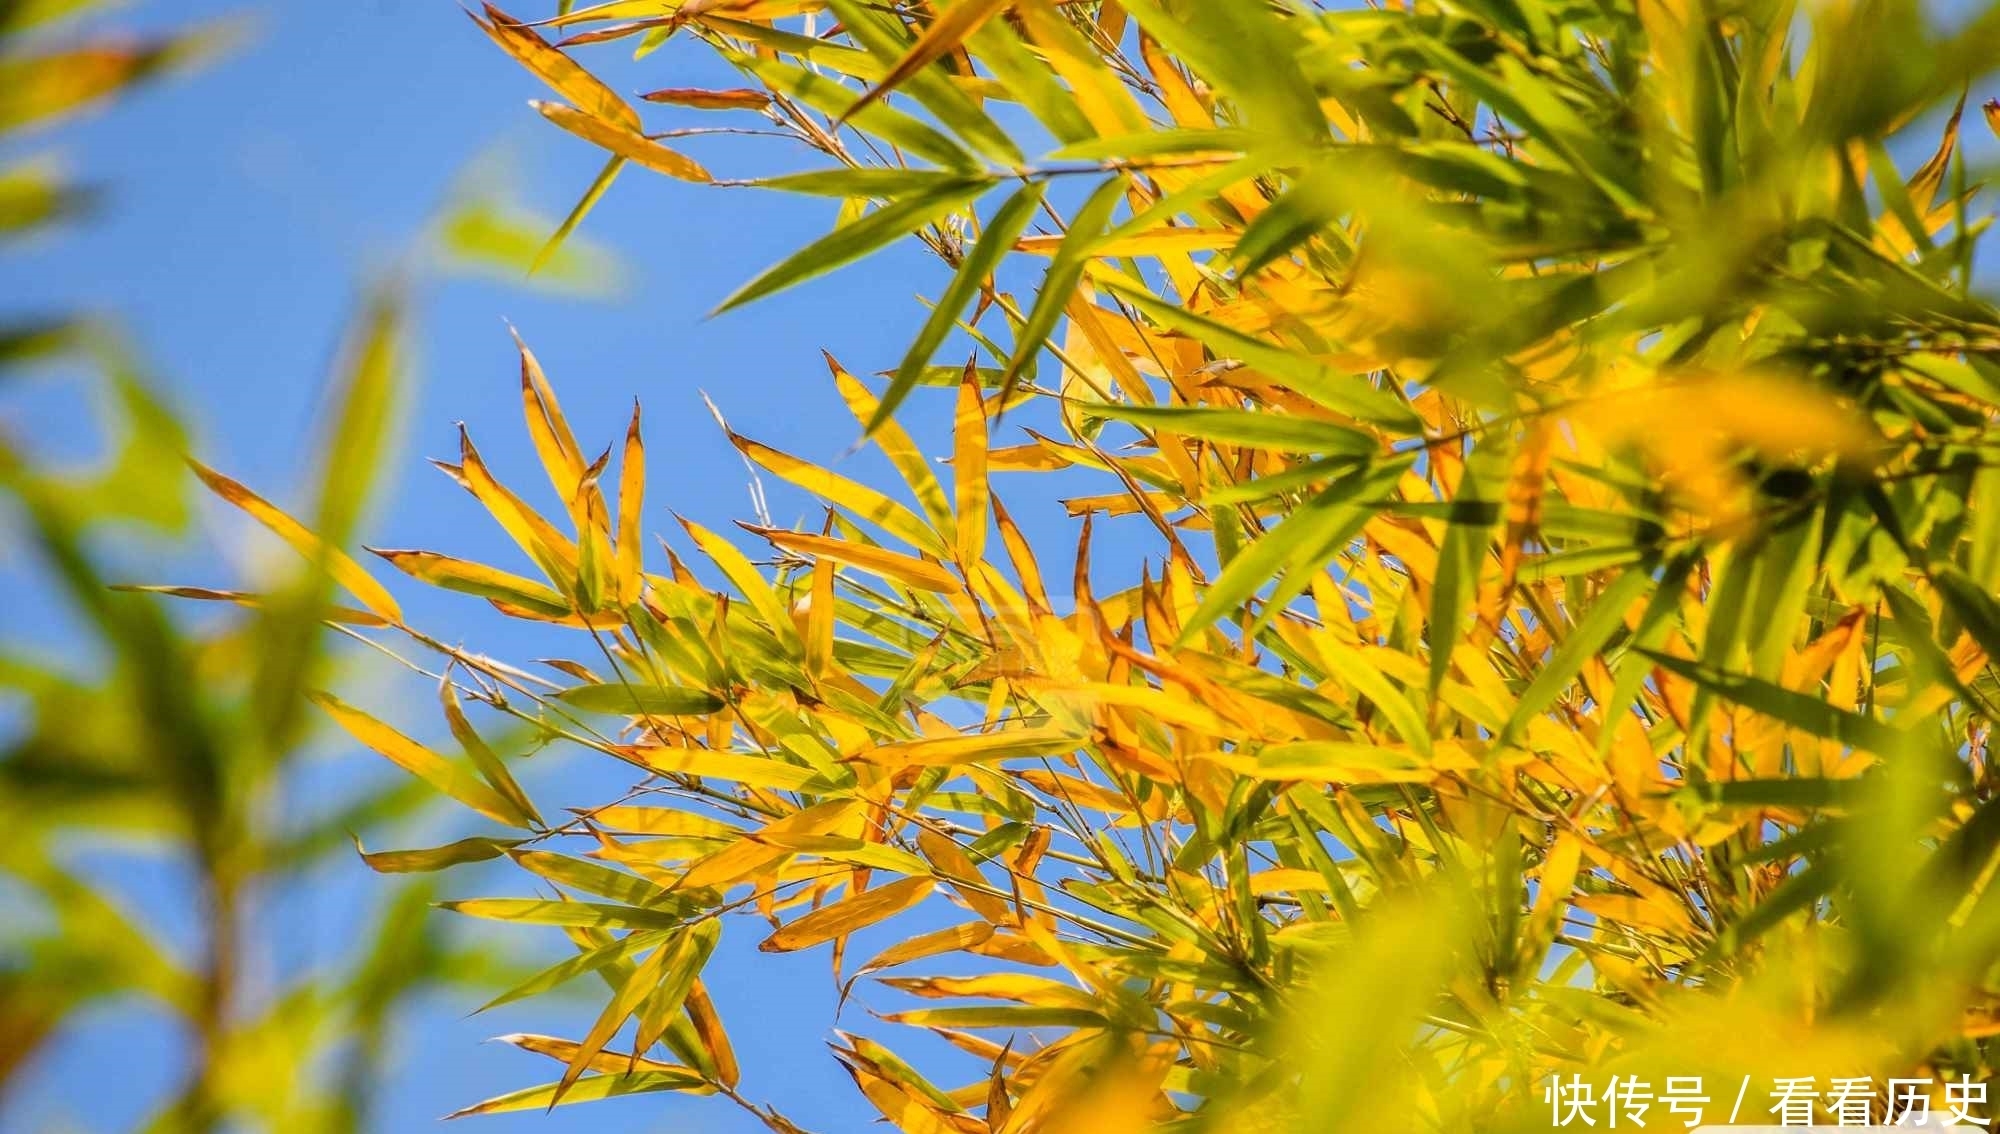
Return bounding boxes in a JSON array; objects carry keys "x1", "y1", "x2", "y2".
[
  {"x1": 641, "y1": 86, "x2": 772, "y2": 110},
  {"x1": 759, "y1": 876, "x2": 935, "y2": 953},
  {"x1": 858, "y1": 726, "x2": 1080, "y2": 768},
  {"x1": 756, "y1": 527, "x2": 961, "y2": 593},
  {"x1": 953, "y1": 372, "x2": 989, "y2": 566},
  {"x1": 475, "y1": 3, "x2": 641, "y2": 132},
  {"x1": 189, "y1": 460, "x2": 402, "y2": 622},
  {"x1": 617, "y1": 400, "x2": 646, "y2": 600},
  {"x1": 839, "y1": 0, "x2": 1014, "y2": 125},
  {"x1": 311, "y1": 692, "x2": 528, "y2": 826},
  {"x1": 853, "y1": 921, "x2": 997, "y2": 977},
  {"x1": 533, "y1": 100, "x2": 713, "y2": 183},
  {"x1": 370, "y1": 548, "x2": 569, "y2": 616}
]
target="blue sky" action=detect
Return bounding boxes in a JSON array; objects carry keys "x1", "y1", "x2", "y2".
[{"x1": 0, "y1": 1, "x2": 1105, "y2": 1130}]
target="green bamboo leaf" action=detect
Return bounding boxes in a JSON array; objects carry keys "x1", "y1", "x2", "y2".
[
  {"x1": 353, "y1": 835, "x2": 523, "y2": 874},
  {"x1": 1311, "y1": 644, "x2": 1432, "y2": 759},
  {"x1": 1095, "y1": 404, "x2": 1378, "y2": 457},
  {"x1": 555, "y1": 936, "x2": 678, "y2": 1098},
  {"x1": 880, "y1": 180, "x2": 1047, "y2": 432},
  {"x1": 1179, "y1": 459, "x2": 1412, "y2": 642},
  {"x1": 1097, "y1": 272, "x2": 1420, "y2": 431},
  {"x1": 712, "y1": 178, "x2": 991, "y2": 314},
  {"x1": 754, "y1": 168, "x2": 982, "y2": 199},
  {"x1": 1677, "y1": 778, "x2": 1867, "y2": 810},
  {"x1": 997, "y1": 176, "x2": 1126, "y2": 396},
  {"x1": 475, "y1": 930, "x2": 671, "y2": 1014},
  {"x1": 633, "y1": 919, "x2": 720, "y2": 1055},
  {"x1": 753, "y1": 833, "x2": 931, "y2": 876},
  {"x1": 1113, "y1": 0, "x2": 1326, "y2": 143},
  {"x1": 1498, "y1": 567, "x2": 1653, "y2": 747},
  {"x1": 735, "y1": 54, "x2": 978, "y2": 172},
  {"x1": 963, "y1": 14, "x2": 1095, "y2": 145},
  {"x1": 532, "y1": 154, "x2": 625, "y2": 276},
  {"x1": 1428, "y1": 438, "x2": 1510, "y2": 701},
  {"x1": 1232, "y1": 162, "x2": 1354, "y2": 278},
  {"x1": 443, "y1": 1069, "x2": 711, "y2": 1119},
  {"x1": 510, "y1": 850, "x2": 667, "y2": 908},
  {"x1": 1706, "y1": 866, "x2": 1835, "y2": 961},
  {"x1": 835, "y1": 0, "x2": 1013, "y2": 128},
  {"x1": 821, "y1": 0, "x2": 1023, "y2": 168},
  {"x1": 556, "y1": 681, "x2": 724, "y2": 717},
  {"x1": 1932, "y1": 563, "x2": 2000, "y2": 667},
  {"x1": 1640, "y1": 651, "x2": 1905, "y2": 755}
]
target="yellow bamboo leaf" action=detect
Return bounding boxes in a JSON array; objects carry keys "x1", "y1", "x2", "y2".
[
  {"x1": 557, "y1": 938, "x2": 675, "y2": 1098},
  {"x1": 759, "y1": 876, "x2": 935, "y2": 953},
  {"x1": 686, "y1": 981, "x2": 739, "y2": 1088},
  {"x1": 732, "y1": 431, "x2": 947, "y2": 557},
  {"x1": 1016, "y1": 0, "x2": 1148, "y2": 136},
  {"x1": 448, "y1": 427, "x2": 580, "y2": 578},
  {"x1": 311, "y1": 692, "x2": 528, "y2": 826},
  {"x1": 628, "y1": 746, "x2": 826, "y2": 793},
  {"x1": 838, "y1": 0, "x2": 1014, "y2": 124},
  {"x1": 1246, "y1": 868, "x2": 1334, "y2": 896},
  {"x1": 641, "y1": 86, "x2": 773, "y2": 110},
  {"x1": 806, "y1": 554, "x2": 836, "y2": 676},
  {"x1": 953, "y1": 371, "x2": 989, "y2": 567},
  {"x1": 475, "y1": 2, "x2": 642, "y2": 132},
  {"x1": 853, "y1": 921, "x2": 997, "y2": 977},
  {"x1": 1016, "y1": 228, "x2": 1234, "y2": 257},
  {"x1": 1026, "y1": 679, "x2": 1238, "y2": 737},
  {"x1": 369, "y1": 548, "x2": 569, "y2": 616},
  {"x1": 584, "y1": 806, "x2": 743, "y2": 840},
  {"x1": 188, "y1": 461, "x2": 402, "y2": 623},
  {"x1": 616, "y1": 400, "x2": 646, "y2": 601},
  {"x1": 494, "y1": 1033, "x2": 688, "y2": 1076},
  {"x1": 680, "y1": 799, "x2": 858, "y2": 890},
  {"x1": 532, "y1": 100, "x2": 713, "y2": 183},
  {"x1": 858, "y1": 726, "x2": 1081, "y2": 768},
  {"x1": 879, "y1": 973, "x2": 1099, "y2": 1010},
  {"x1": 1210, "y1": 740, "x2": 1460, "y2": 785},
  {"x1": 756, "y1": 527, "x2": 961, "y2": 593},
  {"x1": 916, "y1": 828, "x2": 1017, "y2": 925},
  {"x1": 111, "y1": 584, "x2": 389, "y2": 627},
  {"x1": 830, "y1": 357, "x2": 955, "y2": 536},
  {"x1": 1573, "y1": 893, "x2": 1701, "y2": 939}
]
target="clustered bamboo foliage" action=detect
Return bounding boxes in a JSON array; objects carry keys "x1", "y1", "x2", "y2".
[{"x1": 173, "y1": 0, "x2": 2000, "y2": 1129}]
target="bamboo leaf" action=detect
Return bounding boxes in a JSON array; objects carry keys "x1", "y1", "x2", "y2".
[
  {"x1": 371, "y1": 548, "x2": 570, "y2": 616},
  {"x1": 474, "y1": 2, "x2": 640, "y2": 132},
  {"x1": 311, "y1": 692, "x2": 529, "y2": 826},
  {"x1": 443, "y1": 1069, "x2": 711, "y2": 1119},
  {"x1": 189, "y1": 462, "x2": 402, "y2": 623},
  {"x1": 532, "y1": 100, "x2": 712, "y2": 183},
  {"x1": 1640, "y1": 651, "x2": 1905, "y2": 755},
  {"x1": 996, "y1": 175, "x2": 1125, "y2": 395},
  {"x1": 858, "y1": 727, "x2": 1081, "y2": 768},
  {"x1": 353, "y1": 835, "x2": 523, "y2": 874},
  {"x1": 883, "y1": 181, "x2": 1046, "y2": 431},
  {"x1": 557, "y1": 681, "x2": 725, "y2": 717},
  {"x1": 759, "y1": 876, "x2": 935, "y2": 952},
  {"x1": 712, "y1": 178, "x2": 991, "y2": 314},
  {"x1": 439, "y1": 898, "x2": 690, "y2": 931}
]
